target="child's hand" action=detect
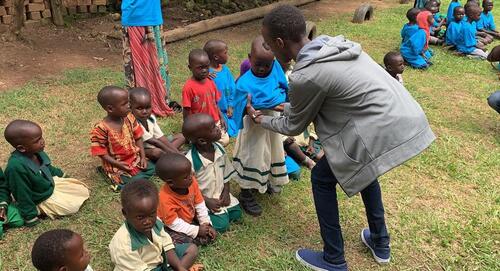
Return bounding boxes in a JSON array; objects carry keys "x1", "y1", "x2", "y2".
[
  {"x1": 227, "y1": 107, "x2": 233, "y2": 118},
  {"x1": 198, "y1": 223, "x2": 210, "y2": 237},
  {"x1": 246, "y1": 94, "x2": 263, "y2": 124},
  {"x1": 205, "y1": 198, "x2": 221, "y2": 213},
  {"x1": 219, "y1": 190, "x2": 230, "y2": 207},
  {"x1": 207, "y1": 226, "x2": 218, "y2": 240},
  {"x1": 119, "y1": 162, "x2": 132, "y2": 173},
  {"x1": 0, "y1": 207, "x2": 6, "y2": 222},
  {"x1": 138, "y1": 157, "x2": 147, "y2": 169},
  {"x1": 208, "y1": 72, "x2": 217, "y2": 79}
]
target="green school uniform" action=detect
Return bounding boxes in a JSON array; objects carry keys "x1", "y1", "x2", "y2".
[
  {"x1": 0, "y1": 168, "x2": 23, "y2": 238},
  {"x1": 4, "y1": 151, "x2": 63, "y2": 226}
]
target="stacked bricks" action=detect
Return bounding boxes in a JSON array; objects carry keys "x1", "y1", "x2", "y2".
[{"x1": 0, "y1": 0, "x2": 108, "y2": 27}]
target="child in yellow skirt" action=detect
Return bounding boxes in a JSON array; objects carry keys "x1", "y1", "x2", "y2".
[{"x1": 4, "y1": 120, "x2": 89, "y2": 226}]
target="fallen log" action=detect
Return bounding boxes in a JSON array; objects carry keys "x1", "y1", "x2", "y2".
[{"x1": 163, "y1": 0, "x2": 320, "y2": 43}]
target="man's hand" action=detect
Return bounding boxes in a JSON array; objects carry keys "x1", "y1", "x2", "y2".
[
  {"x1": 205, "y1": 198, "x2": 221, "y2": 213},
  {"x1": 245, "y1": 94, "x2": 263, "y2": 124}
]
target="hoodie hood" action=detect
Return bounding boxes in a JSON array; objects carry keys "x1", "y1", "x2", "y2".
[{"x1": 293, "y1": 35, "x2": 362, "y2": 71}]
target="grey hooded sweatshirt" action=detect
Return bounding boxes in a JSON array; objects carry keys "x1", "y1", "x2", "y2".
[{"x1": 261, "y1": 35, "x2": 436, "y2": 197}]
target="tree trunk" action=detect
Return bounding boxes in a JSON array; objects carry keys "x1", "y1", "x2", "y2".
[
  {"x1": 50, "y1": 0, "x2": 64, "y2": 26},
  {"x1": 13, "y1": 0, "x2": 24, "y2": 32}
]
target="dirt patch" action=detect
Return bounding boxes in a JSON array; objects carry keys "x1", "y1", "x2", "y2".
[{"x1": 0, "y1": 0, "x2": 399, "y2": 91}]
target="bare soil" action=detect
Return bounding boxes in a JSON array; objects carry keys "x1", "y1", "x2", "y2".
[{"x1": 0, "y1": 0, "x2": 398, "y2": 91}]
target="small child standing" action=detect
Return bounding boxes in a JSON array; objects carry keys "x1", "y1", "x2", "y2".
[
  {"x1": 0, "y1": 167, "x2": 23, "y2": 239},
  {"x1": 456, "y1": 4, "x2": 489, "y2": 58},
  {"x1": 183, "y1": 114, "x2": 242, "y2": 233},
  {"x1": 204, "y1": 39, "x2": 238, "y2": 137},
  {"x1": 182, "y1": 49, "x2": 229, "y2": 146},
  {"x1": 401, "y1": 10, "x2": 434, "y2": 69},
  {"x1": 401, "y1": 8, "x2": 421, "y2": 43},
  {"x1": 129, "y1": 87, "x2": 185, "y2": 161},
  {"x1": 109, "y1": 180, "x2": 201, "y2": 271},
  {"x1": 231, "y1": 35, "x2": 289, "y2": 216},
  {"x1": 383, "y1": 51, "x2": 405, "y2": 84},
  {"x1": 90, "y1": 86, "x2": 155, "y2": 190},
  {"x1": 446, "y1": 6, "x2": 466, "y2": 46},
  {"x1": 477, "y1": 0, "x2": 500, "y2": 39},
  {"x1": 31, "y1": 229, "x2": 93, "y2": 271},
  {"x1": 4, "y1": 120, "x2": 89, "y2": 226},
  {"x1": 156, "y1": 153, "x2": 217, "y2": 246}
]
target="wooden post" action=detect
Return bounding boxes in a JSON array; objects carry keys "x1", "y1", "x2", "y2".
[
  {"x1": 13, "y1": 0, "x2": 24, "y2": 31},
  {"x1": 50, "y1": 0, "x2": 64, "y2": 26}
]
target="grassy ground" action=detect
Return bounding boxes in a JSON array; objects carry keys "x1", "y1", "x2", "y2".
[{"x1": 0, "y1": 1, "x2": 499, "y2": 270}]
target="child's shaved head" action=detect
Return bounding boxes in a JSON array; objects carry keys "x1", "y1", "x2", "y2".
[
  {"x1": 4, "y1": 119, "x2": 41, "y2": 147},
  {"x1": 250, "y1": 35, "x2": 274, "y2": 59},
  {"x1": 465, "y1": 2, "x2": 482, "y2": 17},
  {"x1": 156, "y1": 153, "x2": 192, "y2": 181},
  {"x1": 188, "y1": 49, "x2": 209, "y2": 66},
  {"x1": 129, "y1": 87, "x2": 150, "y2": 102},
  {"x1": 182, "y1": 113, "x2": 214, "y2": 142},
  {"x1": 406, "y1": 8, "x2": 420, "y2": 23},
  {"x1": 203, "y1": 39, "x2": 227, "y2": 60},
  {"x1": 97, "y1": 85, "x2": 127, "y2": 108}
]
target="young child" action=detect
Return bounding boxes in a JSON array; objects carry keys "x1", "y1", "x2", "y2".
[
  {"x1": 425, "y1": 0, "x2": 445, "y2": 44},
  {"x1": 182, "y1": 49, "x2": 229, "y2": 146},
  {"x1": 156, "y1": 153, "x2": 217, "y2": 246},
  {"x1": 231, "y1": 35, "x2": 289, "y2": 216},
  {"x1": 32, "y1": 229, "x2": 93, "y2": 271},
  {"x1": 283, "y1": 124, "x2": 323, "y2": 168},
  {"x1": 204, "y1": 39, "x2": 238, "y2": 138},
  {"x1": 4, "y1": 120, "x2": 89, "y2": 226},
  {"x1": 477, "y1": 0, "x2": 500, "y2": 39},
  {"x1": 401, "y1": 8, "x2": 421, "y2": 43},
  {"x1": 400, "y1": 10, "x2": 434, "y2": 69},
  {"x1": 90, "y1": 86, "x2": 155, "y2": 190},
  {"x1": 456, "y1": 4, "x2": 489, "y2": 59},
  {"x1": 383, "y1": 51, "x2": 405, "y2": 84},
  {"x1": 129, "y1": 87, "x2": 185, "y2": 161},
  {"x1": 446, "y1": 6, "x2": 466, "y2": 47},
  {"x1": 183, "y1": 113, "x2": 242, "y2": 233},
  {"x1": 109, "y1": 179, "x2": 201, "y2": 271},
  {"x1": 0, "y1": 167, "x2": 23, "y2": 239},
  {"x1": 447, "y1": 0, "x2": 462, "y2": 25}
]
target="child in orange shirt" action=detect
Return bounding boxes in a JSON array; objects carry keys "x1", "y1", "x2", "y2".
[
  {"x1": 90, "y1": 86, "x2": 155, "y2": 191},
  {"x1": 156, "y1": 153, "x2": 217, "y2": 246}
]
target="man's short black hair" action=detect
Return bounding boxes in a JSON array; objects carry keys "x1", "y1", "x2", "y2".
[
  {"x1": 383, "y1": 51, "x2": 402, "y2": 67},
  {"x1": 32, "y1": 229, "x2": 76, "y2": 271},
  {"x1": 121, "y1": 179, "x2": 159, "y2": 211},
  {"x1": 262, "y1": 5, "x2": 306, "y2": 42},
  {"x1": 97, "y1": 85, "x2": 126, "y2": 108}
]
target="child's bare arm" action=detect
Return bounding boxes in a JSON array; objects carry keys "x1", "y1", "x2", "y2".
[
  {"x1": 146, "y1": 137, "x2": 180, "y2": 154},
  {"x1": 99, "y1": 154, "x2": 131, "y2": 172},
  {"x1": 218, "y1": 108, "x2": 227, "y2": 131},
  {"x1": 165, "y1": 249, "x2": 188, "y2": 271},
  {"x1": 219, "y1": 183, "x2": 231, "y2": 207},
  {"x1": 135, "y1": 138, "x2": 147, "y2": 169}
]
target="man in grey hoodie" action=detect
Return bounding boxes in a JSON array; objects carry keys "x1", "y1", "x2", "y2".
[{"x1": 248, "y1": 5, "x2": 436, "y2": 270}]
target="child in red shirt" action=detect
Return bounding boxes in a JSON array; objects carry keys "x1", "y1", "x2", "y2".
[
  {"x1": 182, "y1": 49, "x2": 229, "y2": 146},
  {"x1": 156, "y1": 153, "x2": 217, "y2": 246},
  {"x1": 90, "y1": 86, "x2": 155, "y2": 191}
]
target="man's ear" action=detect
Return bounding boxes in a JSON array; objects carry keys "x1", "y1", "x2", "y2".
[{"x1": 276, "y1": 37, "x2": 285, "y2": 49}]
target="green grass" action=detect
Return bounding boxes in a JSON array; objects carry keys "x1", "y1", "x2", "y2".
[{"x1": 0, "y1": 1, "x2": 499, "y2": 270}]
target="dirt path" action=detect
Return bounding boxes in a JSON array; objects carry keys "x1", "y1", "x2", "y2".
[{"x1": 0, "y1": 0, "x2": 398, "y2": 91}]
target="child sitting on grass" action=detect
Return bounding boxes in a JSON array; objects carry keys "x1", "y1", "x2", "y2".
[
  {"x1": 401, "y1": 10, "x2": 434, "y2": 69},
  {"x1": 447, "y1": 0, "x2": 462, "y2": 25},
  {"x1": 109, "y1": 179, "x2": 201, "y2": 271},
  {"x1": 477, "y1": 0, "x2": 500, "y2": 39},
  {"x1": 91, "y1": 86, "x2": 155, "y2": 190},
  {"x1": 231, "y1": 35, "x2": 289, "y2": 216},
  {"x1": 4, "y1": 120, "x2": 89, "y2": 226},
  {"x1": 182, "y1": 49, "x2": 229, "y2": 146},
  {"x1": 183, "y1": 114, "x2": 242, "y2": 233},
  {"x1": 156, "y1": 153, "x2": 217, "y2": 246},
  {"x1": 0, "y1": 167, "x2": 23, "y2": 239},
  {"x1": 204, "y1": 39, "x2": 238, "y2": 137},
  {"x1": 383, "y1": 51, "x2": 405, "y2": 84},
  {"x1": 457, "y1": 4, "x2": 489, "y2": 59},
  {"x1": 446, "y1": 6, "x2": 466, "y2": 47},
  {"x1": 32, "y1": 229, "x2": 93, "y2": 271},
  {"x1": 401, "y1": 8, "x2": 421, "y2": 43},
  {"x1": 425, "y1": 0, "x2": 445, "y2": 44},
  {"x1": 129, "y1": 87, "x2": 185, "y2": 161}
]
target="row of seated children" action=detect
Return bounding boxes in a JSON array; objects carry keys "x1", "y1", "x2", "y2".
[{"x1": 0, "y1": 120, "x2": 90, "y2": 239}]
